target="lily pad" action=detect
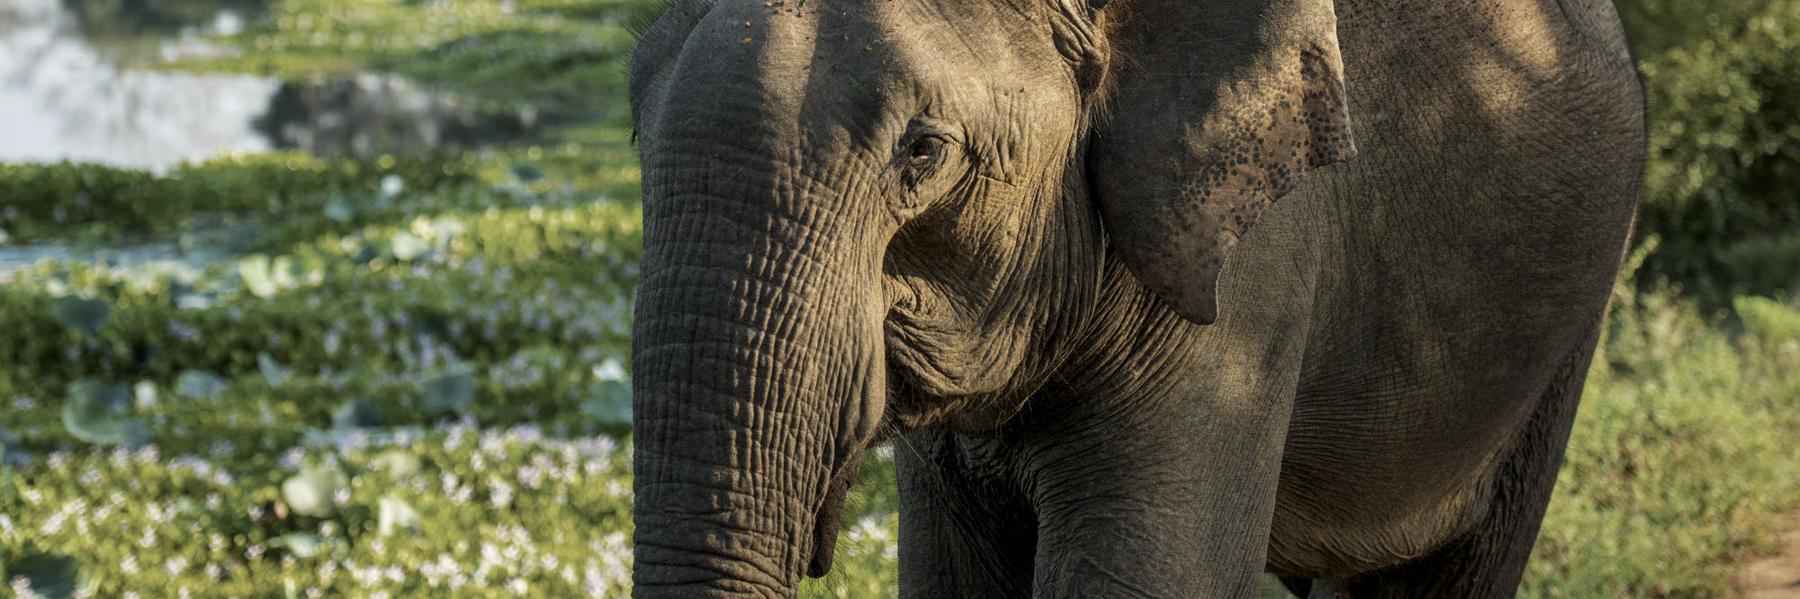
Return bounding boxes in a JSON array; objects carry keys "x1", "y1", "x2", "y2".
[
  {"x1": 390, "y1": 232, "x2": 431, "y2": 262},
  {"x1": 581, "y1": 379, "x2": 633, "y2": 428},
  {"x1": 6, "y1": 552, "x2": 81, "y2": 599},
  {"x1": 371, "y1": 448, "x2": 422, "y2": 479},
  {"x1": 51, "y1": 296, "x2": 110, "y2": 335},
  {"x1": 174, "y1": 287, "x2": 216, "y2": 310},
  {"x1": 258, "y1": 353, "x2": 292, "y2": 387},
  {"x1": 0, "y1": 423, "x2": 25, "y2": 465},
  {"x1": 378, "y1": 495, "x2": 422, "y2": 536},
  {"x1": 419, "y1": 368, "x2": 476, "y2": 416},
  {"x1": 331, "y1": 398, "x2": 381, "y2": 429},
  {"x1": 380, "y1": 175, "x2": 406, "y2": 198},
  {"x1": 238, "y1": 254, "x2": 279, "y2": 298},
  {"x1": 591, "y1": 357, "x2": 628, "y2": 382},
  {"x1": 174, "y1": 370, "x2": 230, "y2": 401},
  {"x1": 324, "y1": 198, "x2": 355, "y2": 222},
  {"x1": 268, "y1": 532, "x2": 324, "y2": 558},
  {"x1": 280, "y1": 465, "x2": 347, "y2": 518},
  {"x1": 510, "y1": 162, "x2": 547, "y2": 183},
  {"x1": 132, "y1": 380, "x2": 158, "y2": 410},
  {"x1": 61, "y1": 380, "x2": 150, "y2": 446}
]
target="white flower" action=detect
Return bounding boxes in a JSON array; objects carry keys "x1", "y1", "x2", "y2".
[
  {"x1": 507, "y1": 578, "x2": 529, "y2": 595},
  {"x1": 279, "y1": 448, "x2": 305, "y2": 470},
  {"x1": 488, "y1": 479, "x2": 514, "y2": 509},
  {"x1": 38, "y1": 510, "x2": 67, "y2": 536},
  {"x1": 12, "y1": 577, "x2": 40, "y2": 599}
]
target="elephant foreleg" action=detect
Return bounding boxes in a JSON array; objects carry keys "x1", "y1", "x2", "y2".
[
  {"x1": 1019, "y1": 384, "x2": 1296, "y2": 598},
  {"x1": 895, "y1": 429, "x2": 1037, "y2": 599}
]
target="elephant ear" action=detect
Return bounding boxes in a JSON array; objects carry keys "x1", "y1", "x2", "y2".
[{"x1": 1088, "y1": 0, "x2": 1355, "y2": 324}]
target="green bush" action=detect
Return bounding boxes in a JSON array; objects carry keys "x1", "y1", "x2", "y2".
[
  {"x1": 1524, "y1": 261, "x2": 1800, "y2": 597},
  {"x1": 1621, "y1": 0, "x2": 1800, "y2": 302},
  {"x1": 0, "y1": 153, "x2": 481, "y2": 244}
]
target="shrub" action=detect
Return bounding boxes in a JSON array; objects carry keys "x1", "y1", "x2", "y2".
[
  {"x1": 1620, "y1": 0, "x2": 1800, "y2": 303},
  {"x1": 0, "y1": 153, "x2": 481, "y2": 244}
]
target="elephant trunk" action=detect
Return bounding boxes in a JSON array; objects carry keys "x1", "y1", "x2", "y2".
[{"x1": 630, "y1": 177, "x2": 886, "y2": 597}]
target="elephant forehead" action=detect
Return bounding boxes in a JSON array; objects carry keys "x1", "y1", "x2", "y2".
[{"x1": 647, "y1": 2, "x2": 907, "y2": 151}]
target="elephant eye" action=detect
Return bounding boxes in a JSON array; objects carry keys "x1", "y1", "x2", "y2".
[
  {"x1": 900, "y1": 136, "x2": 948, "y2": 190},
  {"x1": 906, "y1": 138, "x2": 941, "y2": 169}
]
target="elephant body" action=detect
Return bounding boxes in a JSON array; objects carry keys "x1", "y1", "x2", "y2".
[{"x1": 626, "y1": 0, "x2": 1645, "y2": 596}]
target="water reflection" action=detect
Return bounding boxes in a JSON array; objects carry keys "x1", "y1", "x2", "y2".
[{"x1": 0, "y1": 0, "x2": 547, "y2": 171}]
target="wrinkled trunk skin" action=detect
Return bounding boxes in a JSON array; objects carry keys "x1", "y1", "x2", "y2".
[{"x1": 630, "y1": 160, "x2": 887, "y2": 598}]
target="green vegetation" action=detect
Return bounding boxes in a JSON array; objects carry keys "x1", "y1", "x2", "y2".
[
  {"x1": 0, "y1": 153, "x2": 479, "y2": 244},
  {"x1": 3, "y1": 0, "x2": 1797, "y2": 597},
  {"x1": 164, "y1": 0, "x2": 642, "y2": 118},
  {"x1": 0, "y1": 161, "x2": 895, "y2": 597},
  {"x1": 1622, "y1": 0, "x2": 1800, "y2": 304},
  {"x1": 1523, "y1": 245, "x2": 1800, "y2": 597}
]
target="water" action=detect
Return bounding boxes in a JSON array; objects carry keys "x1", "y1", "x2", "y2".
[
  {"x1": 0, "y1": 0, "x2": 546, "y2": 170},
  {"x1": 0, "y1": 0, "x2": 548, "y2": 280},
  {"x1": 0, "y1": 236, "x2": 234, "y2": 284}
]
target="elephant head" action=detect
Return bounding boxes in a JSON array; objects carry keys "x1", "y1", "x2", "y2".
[{"x1": 626, "y1": 0, "x2": 1354, "y2": 595}]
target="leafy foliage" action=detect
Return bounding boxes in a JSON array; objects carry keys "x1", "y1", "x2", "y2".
[
  {"x1": 0, "y1": 153, "x2": 479, "y2": 244},
  {"x1": 1621, "y1": 0, "x2": 1800, "y2": 303}
]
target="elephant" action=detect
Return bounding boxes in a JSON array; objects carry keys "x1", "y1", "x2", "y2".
[{"x1": 625, "y1": 0, "x2": 1646, "y2": 596}]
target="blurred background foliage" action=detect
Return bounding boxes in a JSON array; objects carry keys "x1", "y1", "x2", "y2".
[{"x1": 1623, "y1": 0, "x2": 1800, "y2": 304}]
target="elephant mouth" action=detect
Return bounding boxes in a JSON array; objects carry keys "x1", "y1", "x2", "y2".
[{"x1": 807, "y1": 449, "x2": 866, "y2": 578}]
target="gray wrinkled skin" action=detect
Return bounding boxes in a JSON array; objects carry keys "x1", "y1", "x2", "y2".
[{"x1": 626, "y1": 0, "x2": 1646, "y2": 596}]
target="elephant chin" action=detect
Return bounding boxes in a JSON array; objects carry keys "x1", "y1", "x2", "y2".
[{"x1": 808, "y1": 451, "x2": 866, "y2": 578}]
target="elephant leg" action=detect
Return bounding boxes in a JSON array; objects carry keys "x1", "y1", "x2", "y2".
[
  {"x1": 895, "y1": 429, "x2": 1036, "y2": 599},
  {"x1": 1020, "y1": 387, "x2": 1295, "y2": 598},
  {"x1": 1325, "y1": 324, "x2": 1602, "y2": 598}
]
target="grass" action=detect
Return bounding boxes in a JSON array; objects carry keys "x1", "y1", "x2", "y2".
[
  {"x1": 1522, "y1": 267, "x2": 1800, "y2": 597},
  {"x1": 4, "y1": 0, "x2": 1799, "y2": 596}
]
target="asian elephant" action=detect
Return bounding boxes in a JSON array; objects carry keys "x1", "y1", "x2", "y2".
[{"x1": 625, "y1": 0, "x2": 1645, "y2": 596}]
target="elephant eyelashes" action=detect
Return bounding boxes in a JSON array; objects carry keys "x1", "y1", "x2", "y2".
[
  {"x1": 900, "y1": 134, "x2": 957, "y2": 193},
  {"x1": 907, "y1": 138, "x2": 941, "y2": 169},
  {"x1": 900, "y1": 136, "x2": 948, "y2": 188}
]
